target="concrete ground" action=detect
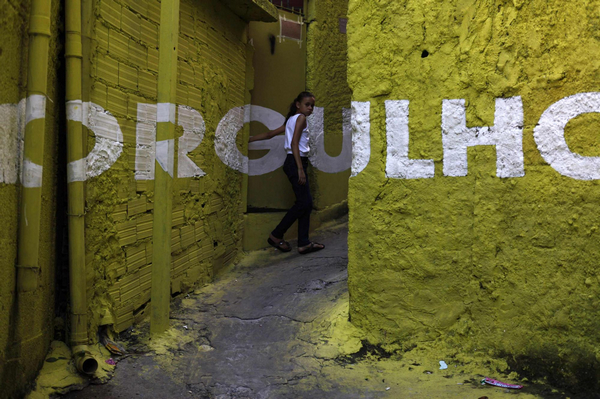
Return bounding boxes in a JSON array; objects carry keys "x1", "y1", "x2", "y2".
[{"x1": 61, "y1": 218, "x2": 561, "y2": 399}]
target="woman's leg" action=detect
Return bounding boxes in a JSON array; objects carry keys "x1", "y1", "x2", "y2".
[
  {"x1": 271, "y1": 156, "x2": 312, "y2": 246},
  {"x1": 295, "y1": 160, "x2": 312, "y2": 246}
]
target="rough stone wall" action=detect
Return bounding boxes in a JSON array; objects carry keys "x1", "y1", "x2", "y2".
[
  {"x1": 0, "y1": 0, "x2": 61, "y2": 397},
  {"x1": 347, "y1": 0, "x2": 600, "y2": 387},
  {"x1": 86, "y1": 0, "x2": 248, "y2": 333},
  {"x1": 306, "y1": 0, "x2": 351, "y2": 210}
]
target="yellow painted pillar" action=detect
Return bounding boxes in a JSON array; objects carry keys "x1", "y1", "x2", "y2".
[
  {"x1": 17, "y1": 0, "x2": 52, "y2": 292},
  {"x1": 151, "y1": 0, "x2": 180, "y2": 334}
]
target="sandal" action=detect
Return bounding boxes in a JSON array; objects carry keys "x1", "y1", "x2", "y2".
[
  {"x1": 268, "y1": 237, "x2": 291, "y2": 252},
  {"x1": 298, "y1": 242, "x2": 325, "y2": 255}
]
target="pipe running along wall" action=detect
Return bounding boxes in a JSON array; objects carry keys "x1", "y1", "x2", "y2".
[
  {"x1": 65, "y1": 0, "x2": 97, "y2": 374},
  {"x1": 151, "y1": 0, "x2": 180, "y2": 334},
  {"x1": 17, "y1": 0, "x2": 51, "y2": 293}
]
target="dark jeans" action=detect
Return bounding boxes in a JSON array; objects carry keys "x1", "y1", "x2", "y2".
[{"x1": 272, "y1": 154, "x2": 312, "y2": 247}]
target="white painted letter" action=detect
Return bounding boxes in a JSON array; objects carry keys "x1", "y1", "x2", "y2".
[
  {"x1": 215, "y1": 106, "x2": 249, "y2": 174},
  {"x1": 66, "y1": 100, "x2": 85, "y2": 182},
  {"x1": 216, "y1": 105, "x2": 289, "y2": 176},
  {"x1": 21, "y1": 95, "x2": 46, "y2": 187},
  {"x1": 385, "y1": 100, "x2": 434, "y2": 179},
  {"x1": 156, "y1": 139, "x2": 174, "y2": 177},
  {"x1": 534, "y1": 92, "x2": 600, "y2": 180},
  {"x1": 21, "y1": 158, "x2": 43, "y2": 188},
  {"x1": 135, "y1": 103, "x2": 156, "y2": 180},
  {"x1": 247, "y1": 105, "x2": 286, "y2": 176},
  {"x1": 83, "y1": 102, "x2": 124, "y2": 179},
  {"x1": 307, "y1": 107, "x2": 352, "y2": 173},
  {"x1": 0, "y1": 100, "x2": 24, "y2": 184},
  {"x1": 442, "y1": 97, "x2": 524, "y2": 177},
  {"x1": 67, "y1": 102, "x2": 124, "y2": 181},
  {"x1": 351, "y1": 101, "x2": 371, "y2": 177},
  {"x1": 177, "y1": 105, "x2": 206, "y2": 178}
]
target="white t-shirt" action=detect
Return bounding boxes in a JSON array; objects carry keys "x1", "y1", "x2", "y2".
[{"x1": 284, "y1": 114, "x2": 310, "y2": 156}]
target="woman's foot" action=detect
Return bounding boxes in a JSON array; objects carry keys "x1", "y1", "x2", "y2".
[
  {"x1": 267, "y1": 234, "x2": 291, "y2": 252},
  {"x1": 298, "y1": 242, "x2": 325, "y2": 255}
]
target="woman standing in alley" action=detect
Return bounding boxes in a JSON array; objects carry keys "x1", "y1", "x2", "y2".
[{"x1": 249, "y1": 91, "x2": 325, "y2": 254}]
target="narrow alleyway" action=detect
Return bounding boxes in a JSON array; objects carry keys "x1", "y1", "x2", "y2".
[
  {"x1": 65, "y1": 218, "x2": 358, "y2": 398},
  {"x1": 61, "y1": 218, "x2": 548, "y2": 399}
]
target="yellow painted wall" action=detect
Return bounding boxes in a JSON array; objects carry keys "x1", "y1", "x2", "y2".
[
  {"x1": 347, "y1": 0, "x2": 600, "y2": 390},
  {"x1": 0, "y1": 0, "x2": 61, "y2": 397},
  {"x1": 86, "y1": 0, "x2": 256, "y2": 333},
  {"x1": 0, "y1": 0, "x2": 275, "y2": 394},
  {"x1": 305, "y1": 0, "x2": 350, "y2": 210}
]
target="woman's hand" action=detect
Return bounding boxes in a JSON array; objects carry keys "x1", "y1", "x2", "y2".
[{"x1": 298, "y1": 168, "x2": 306, "y2": 185}]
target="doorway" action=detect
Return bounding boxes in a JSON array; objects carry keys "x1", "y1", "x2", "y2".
[{"x1": 244, "y1": 8, "x2": 307, "y2": 249}]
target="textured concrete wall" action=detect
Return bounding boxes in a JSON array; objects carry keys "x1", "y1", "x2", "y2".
[
  {"x1": 347, "y1": 0, "x2": 600, "y2": 388},
  {"x1": 306, "y1": 0, "x2": 350, "y2": 210},
  {"x1": 0, "y1": 0, "x2": 61, "y2": 397},
  {"x1": 85, "y1": 0, "x2": 251, "y2": 333}
]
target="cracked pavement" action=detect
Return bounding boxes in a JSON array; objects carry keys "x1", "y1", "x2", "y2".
[
  {"x1": 65, "y1": 218, "x2": 380, "y2": 398},
  {"x1": 62, "y1": 218, "x2": 551, "y2": 398}
]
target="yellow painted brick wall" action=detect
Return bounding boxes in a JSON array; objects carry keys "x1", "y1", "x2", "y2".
[
  {"x1": 0, "y1": 1, "x2": 62, "y2": 397},
  {"x1": 86, "y1": 0, "x2": 249, "y2": 333}
]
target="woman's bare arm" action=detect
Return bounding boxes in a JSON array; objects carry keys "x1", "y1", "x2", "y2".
[{"x1": 248, "y1": 124, "x2": 285, "y2": 142}]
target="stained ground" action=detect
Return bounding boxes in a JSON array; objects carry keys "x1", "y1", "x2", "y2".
[{"x1": 56, "y1": 218, "x2": 568, "y2": 399}]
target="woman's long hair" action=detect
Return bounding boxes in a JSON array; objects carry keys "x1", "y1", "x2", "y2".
[{"x1": 285, "y1": 91, "x2": 314, "y2": 123}]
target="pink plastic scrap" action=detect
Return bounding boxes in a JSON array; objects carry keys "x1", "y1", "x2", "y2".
[
  {"x1": 105, "y1": 358, "x2": 116, "y2": 366},
  {"x1": 481, "y1": 377, "x2": 523, "y2": 389}
]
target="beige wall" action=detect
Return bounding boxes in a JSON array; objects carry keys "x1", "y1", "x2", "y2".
[
  {"x1": 242, "y1": 3, "x2": 350, "y2": 250},
  {"x1": 248, "y1": 9, "x2": 306, "y2": 211}
]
